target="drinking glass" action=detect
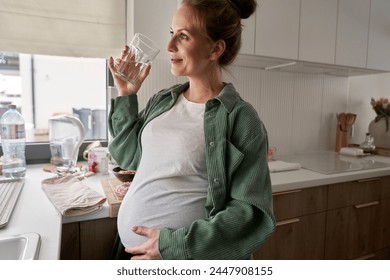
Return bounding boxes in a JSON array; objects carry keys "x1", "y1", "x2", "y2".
[{"x1": 116, "y1": 33, "x2": 160, "y2": 84}]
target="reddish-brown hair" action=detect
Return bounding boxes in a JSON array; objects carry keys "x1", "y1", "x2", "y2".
[{"x1": 181, "y1": 0, "x2": 257, "y2": 67}]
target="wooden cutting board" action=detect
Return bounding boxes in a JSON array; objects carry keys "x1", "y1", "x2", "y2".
[{"x1": 101, "y1": 177, "x2": 123, "y2": 218}]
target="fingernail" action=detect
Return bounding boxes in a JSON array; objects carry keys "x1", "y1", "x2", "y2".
[{"x1": 131, "y1": 226, "x2": 137, "y2": 231}]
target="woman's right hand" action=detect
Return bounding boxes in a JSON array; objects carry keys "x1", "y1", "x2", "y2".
[{"x1": 108, "y1": 45, "x2": 152, "y2": 96}]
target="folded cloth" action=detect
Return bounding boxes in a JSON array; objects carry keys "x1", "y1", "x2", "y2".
[
  {"x1": 268, "y1": 160, "x2": 301, "y2": 172},
  {"x1": 339, "y1": 147, "x2": 365, "y2": 156},
  {"x1": 42, "y1": 175, "x2": 106, "y2": 216}
]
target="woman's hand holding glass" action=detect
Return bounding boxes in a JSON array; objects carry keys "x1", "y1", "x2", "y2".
[{"x1": 108, "y1": 45, "x2": 151, "y2": 97}]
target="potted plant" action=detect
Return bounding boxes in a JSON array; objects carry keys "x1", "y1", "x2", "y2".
[{"x1": 369, "y1": 97, "x2": 390, "y2": 149}]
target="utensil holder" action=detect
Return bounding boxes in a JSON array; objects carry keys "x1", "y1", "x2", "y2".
[{"x1": 335, "y1": 127, "x2": 349, "y2": 152}]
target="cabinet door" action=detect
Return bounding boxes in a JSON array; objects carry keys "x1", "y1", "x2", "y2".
[
  {"x1": 254, "y1": 0, "x2": 300, "y2": 60},
  {"x1": 376, "y1": 198, "x2": 390, "y2": 250},
  {"x1": 336, "y1": 0, "x2": 370, "y2": 68},
  {"x1": 61, "y1": 218, "x2": 118, "y2": 260},
  {"x1": 241, "y1": 15, "x2": 256, "y2": 55},
  {"x1": 325, "y1": 201, "x2": 381, "y2": 259},
  {"x1": 61, "y1": 222, "x2": 80, "y2": 260},
  {"x1": 254, "y1": 186, "x2": 327, "y2": 259},
  {"x1": 254, "y1": 212, "x2": 326, "y2": 259},
  {"x1": 299, "y1": 0, "x2": 338, "y2": 64},
  {"x1": 367, "y1": 0, "x2": 390, "y2": 71},
  {"x1": 79, "y1": 218, "x2": 118, "y2": 260},
  {"x1": 381, "y1": 176, "x2": 390, "y2": 199}
]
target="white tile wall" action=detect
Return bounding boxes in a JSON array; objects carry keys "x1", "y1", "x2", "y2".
[{"x1": 138, "y1": 58, "x2": 350, "y2": 155}]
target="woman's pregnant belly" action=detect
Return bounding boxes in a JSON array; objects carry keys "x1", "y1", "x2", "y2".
[{"x1": 117, "y1": 177, "x2": 207, "y2": 247}]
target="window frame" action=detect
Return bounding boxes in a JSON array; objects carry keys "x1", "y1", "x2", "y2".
[{"x1": 1, "y1": 63, "x2": 112, "y2": 164}]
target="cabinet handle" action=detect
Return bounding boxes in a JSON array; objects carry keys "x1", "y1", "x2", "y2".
[
  {"x1": 273, "y1": 189, "x2": 302, "y2": 196},
  {"x1": 354, "y1": 201, "x2": 379, "y2": 209},
  {"x1": 354, "y1": 253, "x2": 376, "y2": 260},
  {"x1": 356, "y1": 177, "x2": 381, "y2": 183},
  {"x1": 276, "y1": 218, "x2": 300, "y2": 227}
]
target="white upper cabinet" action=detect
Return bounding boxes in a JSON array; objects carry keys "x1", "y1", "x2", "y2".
[
  {"x1": 336, "y1": 0, "x2": 370, "y2": 68},
  {"x1": 367, "y1": 0, "x2": 390, "y2": 71},
  {"x1": 254, "y1": 0, "x2": 300, "y2": 60},
  {"x1": 126, "y1": 0, "x2": 390, "y2": 72},
  {"x1": 241, "y1": 15, "x2": 256, "y2": 55},
  {"x1": 299, "y1": 0, "x2": 338, "y2": 64},
  {"x1": 127, "y1": 0, "x2": 178, "y2": 59}
]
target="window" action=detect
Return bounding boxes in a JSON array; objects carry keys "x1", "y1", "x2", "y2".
[
  {"x1": 0, "y1": 0, "x2": 125, "y2": 163},
  {"x1": 0, "y1": 51, "x2": 110, "y2": 163}
]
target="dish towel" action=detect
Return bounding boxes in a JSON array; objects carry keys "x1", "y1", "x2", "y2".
[
  {"x1": 268, "y1": 160, "x2": 301, "y2": 172},
  {"x1": 339, "y1": 147, "x2": 366, "y2": 156},
  {"x1": 42, "y1": 175, "x2": 106, "y2": 216}
]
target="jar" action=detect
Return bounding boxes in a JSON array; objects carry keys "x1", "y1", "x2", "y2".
[
  {"x1": 360, "y1": 133, "x2": 375, "y2": 153},
  {"x1": 368, "y1": 117, "x2": 390, "y2": 149}
]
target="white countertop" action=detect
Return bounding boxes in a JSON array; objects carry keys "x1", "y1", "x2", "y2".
[
  {"x1": 270, "y1": 154, "x2": 390, "y2": 192},
  {"x1": 0, "y1": 163, "x2": 112, "y2": 260},
  {"x1": 0, "y1": 164, "x2": 62, "y2": 260},
  {"x1": 1, "y1": 154, "x2": 390, "y2": 259}
]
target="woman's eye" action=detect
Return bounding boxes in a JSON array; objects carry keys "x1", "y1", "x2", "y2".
[
  {"x1": 179, "y1": 33, "x2": 188, "y2": 40},
  {"x1": 169, "y1": 31, "x2": 189, "y2": 40}
]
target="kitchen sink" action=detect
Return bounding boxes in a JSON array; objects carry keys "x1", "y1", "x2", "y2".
[{"x1": 0, "y1": 232, "x2": 41, "y2": 260}]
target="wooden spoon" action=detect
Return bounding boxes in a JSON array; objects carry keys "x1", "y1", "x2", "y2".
[
  {"x1": 337, "y1": 113, "x2": 347, "y2": 131},
  {"x1": 344, "y1": 113, "x2": 356, "y2": 132},
  {"x1": 346, "y1": 113, "x2": 356, "y2": 126}
]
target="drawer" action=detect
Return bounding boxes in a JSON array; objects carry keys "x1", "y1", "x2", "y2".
[
  {"x1": 272, "y1": 186, "x2": 327, "y2": 221},
  {"x1": 254, "y1": 212, "x2": 326, "y2": 260},
  {"x1": 327, "y1": 177, "x2": 383, "y2": 210},
  {"x1": 325, "y1": 201, "x2": 382, "y2": 259}
]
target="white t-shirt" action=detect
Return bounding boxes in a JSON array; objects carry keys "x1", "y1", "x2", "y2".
[{"x1": 117, "y1": 94, "x2": 208, "y2": 247}]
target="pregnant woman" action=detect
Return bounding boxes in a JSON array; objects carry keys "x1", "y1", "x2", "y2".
[{"x1": 108, "y1": 0, "x2": 275, "y2": 260}]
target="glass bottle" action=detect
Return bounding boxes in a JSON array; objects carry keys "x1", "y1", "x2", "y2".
[
  {"x1": 0, "y1": 105, "x2": 26, "y2": 178},
  {"x1": 360, "y1": 132, "x2": 376, "y2": 153}
]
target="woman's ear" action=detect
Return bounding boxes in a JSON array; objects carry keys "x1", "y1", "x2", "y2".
[{"x1": 210, "y1": 40, "x2": 226, "y2": 61}]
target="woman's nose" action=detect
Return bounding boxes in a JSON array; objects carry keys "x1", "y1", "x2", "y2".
[{"x1": 166, "y1": 36, "x2": 177, "y2": 53}]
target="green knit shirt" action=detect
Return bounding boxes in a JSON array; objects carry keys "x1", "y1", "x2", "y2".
[{"x1": 108, "y1": 82, "x2": 275, "y2": 259}]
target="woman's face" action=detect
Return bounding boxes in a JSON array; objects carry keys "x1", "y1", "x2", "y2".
[{"x1": 167, "y1": 5, "x2": 216, "y2": 78}]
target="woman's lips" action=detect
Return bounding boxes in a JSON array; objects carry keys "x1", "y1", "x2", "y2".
[{"x1": 170, "y1": 58, "x2": 182, "y2": 64}]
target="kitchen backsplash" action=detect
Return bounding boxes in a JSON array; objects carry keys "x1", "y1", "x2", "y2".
[{"x1": 137, "y1": 58, "x2": 351, "y2": 155}]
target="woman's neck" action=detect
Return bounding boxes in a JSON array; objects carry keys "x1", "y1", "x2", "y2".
[{"x1": 184, "y1": 75, "x2": 224, "y2": 104}]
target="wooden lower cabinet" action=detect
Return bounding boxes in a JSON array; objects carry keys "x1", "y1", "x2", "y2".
[
  {"x1": 255, "y1": 176, "x2": 390, "y2": 260},
  {"x1": 254, "y1": 212, "x2": 326, "y2": 259},
  {"x1": 325, "y1": 177, "x2": 390, "y2": 260},
  {"x1": 254, "y1": 186, "x2": 327, "y2": 260},
  {"x1": 61, "y1": 222, "x2": 80, "y2": 259},
  {"x1": 61, "y1": 218, "x2": 117, "y2": 260},
  {"x1": 59, "y1": 177, "x2": 390, "y2": 260},
  {"x1": 325, "y1": 201, "x2": 381, "y2": 259}
]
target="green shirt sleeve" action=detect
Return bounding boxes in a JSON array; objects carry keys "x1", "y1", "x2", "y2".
[{"x1": 108, "y1": 95, "x2": 142, "y2": 170}]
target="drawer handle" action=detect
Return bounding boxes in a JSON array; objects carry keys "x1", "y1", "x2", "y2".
[
  {"x1": 357, "y1": 177, "x2": 381, "y2": 183},
  {"x1": 354, "y1": 201, "x2": 379, "y2": 209},
  {"x1": 273, "y1": 189, "x2": 302, "y2": 196},
  {"x1": 276, "y1": 218, "x2": 300, "y2": 227},
  {"x1": 354, "y1": 253, "x2": 376, "y2": 260}
]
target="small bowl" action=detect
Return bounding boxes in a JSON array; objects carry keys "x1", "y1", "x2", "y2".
[{"x1": 112, "y1": 167, "x2": 136, "y2": 182}]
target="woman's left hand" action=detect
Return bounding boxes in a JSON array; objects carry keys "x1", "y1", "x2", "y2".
[{"x1": 125, "y1": 226, "x2": 161, "y2": 260}]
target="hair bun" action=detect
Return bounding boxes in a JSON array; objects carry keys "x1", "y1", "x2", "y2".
[{"x1": 228, "y1": 0, "x2": 257, "y2": 19}]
